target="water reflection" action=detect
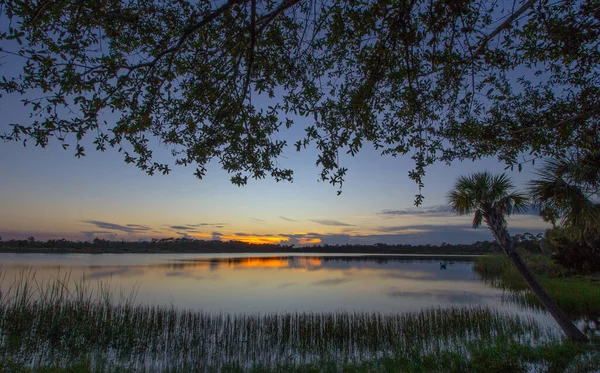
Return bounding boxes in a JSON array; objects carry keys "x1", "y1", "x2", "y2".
[{"x1": 0, "y1": 253, "x2": 513, "y2": 314}]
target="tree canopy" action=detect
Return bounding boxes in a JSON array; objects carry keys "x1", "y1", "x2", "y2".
[
  {"x1": 528, "y1": 148, "x2": 600, "y2": 238},
  {"x1": 1, "y1": 0, "x2": 598, "y2": 203}
]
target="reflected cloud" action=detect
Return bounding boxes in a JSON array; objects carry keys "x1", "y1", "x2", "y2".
[
  {"x1": 1, "y1": 254, "x2": 512, "y2": 314},
  {"x1": 84, "y1": 267, "x2": 145, "y2": 280},
  {"x1": 232, "y1": 258, "x2": 289, "y2": 268},
  {"x1": 311, "y1": 278, "x2": 351, "y2": 286},
  {"x1": 165, "y1": 271, "x2": 219, "y2": 280},
  {"x1": 277, "y1": 282, "x2": 296, "y2": 289},
  {"x1": 377, "y1": 270, "x2": 435, "y2": 280},
  {"x1": 296, "y1": 257, "x2": 322, "y2": 267},
  {"x1": 170, "y1": 256, "x2": 324, "y2": 271}
]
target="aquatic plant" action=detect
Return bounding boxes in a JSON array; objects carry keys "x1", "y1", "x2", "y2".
[{"x1": 0, "y1": 270, "x2": 568, "y2": 372}]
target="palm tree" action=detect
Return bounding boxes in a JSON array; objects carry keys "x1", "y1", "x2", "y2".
[
  {"x1": 447, "y1": 172, "x2": 588, "y2": 342},
  {"x1": 528, "y1": 152, "x2": 600, "y2": 240}
]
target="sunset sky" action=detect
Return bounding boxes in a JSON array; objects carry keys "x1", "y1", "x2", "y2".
[
  {"x1": 0, "y1": 25, "x2": 552, "y2": 246},
  {"x1": 0, "y1": 119, "x2": 550, "y2": 245}
]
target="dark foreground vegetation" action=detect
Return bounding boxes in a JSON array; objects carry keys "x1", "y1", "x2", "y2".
[
  {"x1": 474, "y1": 253, "x2": 600, "y2": 333},
  {"x1": 1, "y1": 271, "x2": 599, "y2": 373},
  {"x1": 0, "y1": 237, "x2": 501, "y2": 255}
]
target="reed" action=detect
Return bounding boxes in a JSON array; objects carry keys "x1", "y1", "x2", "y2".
[
  {"x1": 474, "y1": 255, "x2": 600, "y2": 316},
  {"x1": 1, "y1": 270, "x2": 595, "y2": 372}
]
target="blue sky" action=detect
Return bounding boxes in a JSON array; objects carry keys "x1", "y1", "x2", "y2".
[
  {"x1": 0, "y1": 118, "x2": 550, "y2": 245},
  {"x1": 0, "y1": 7, "x2": 553, "y2": 246}
]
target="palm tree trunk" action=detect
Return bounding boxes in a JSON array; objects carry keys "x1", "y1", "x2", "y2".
[{"x1": 485, "y1": 214, "x2": 589, "y2": 342}]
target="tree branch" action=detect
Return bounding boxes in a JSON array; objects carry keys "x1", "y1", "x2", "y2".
[
  {"x1": 242, "y1": 0, "x2": 257, "y2": 105},
  {"x1": 511, "y1": 102, "x2": 600, "y2": 135},
  {"x1": 256, "y1": 0, "x2": 303, "y2": 34},
  {"x1": 472, "y1": 0, "x2": 537, "y2": 57},
  {"x1": 128, "y1": 0, "x2": 248, "y2": 71},
  {"x1": 418, "y1": 0, "x2": 537, "y2": 78}
]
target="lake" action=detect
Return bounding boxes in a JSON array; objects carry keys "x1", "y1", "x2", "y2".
[{"x1": 0, "y1": 252, "x2": 554, "y2": 324}]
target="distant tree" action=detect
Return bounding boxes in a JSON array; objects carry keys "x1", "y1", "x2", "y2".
[
  {"x1": 1, "y1": 0, "x2": 599, "y2": 202},
  {"x1": 447, "y1": 172, "x2": 588, "y2": 342}
]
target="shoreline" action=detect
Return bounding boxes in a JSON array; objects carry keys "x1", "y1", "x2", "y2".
[{"x1": 0, "y1": 247, "x2": 494, "y2": 256}]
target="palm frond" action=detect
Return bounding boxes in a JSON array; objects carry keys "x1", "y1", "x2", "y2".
[
  {"x1": 447, "y1": 189, "x2": 472, "y2": 215},
  {"x1": 505, "y1": 192, "x2": 529, "y2": 215},
  {"x1": 448, "y1": 172, "x2": 524, "y2": 230},
  {"x1": 529, "y1": 155, "x2": 600, "y2": 238},
  {"x1": 489, "y1": 173, "x2": 514, "y2": 202}
]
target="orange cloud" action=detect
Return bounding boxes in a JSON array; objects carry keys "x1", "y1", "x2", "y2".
[
  {"x1": 221, "y1": 235, "x2": 286, "y2": 245},
  {"x1": 299, "y1": 237, "x2": 321, "y2": 245}
]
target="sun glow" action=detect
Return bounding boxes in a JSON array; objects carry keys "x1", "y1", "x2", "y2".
[{"x1": 223, "y1": 235, "x2": 287, "y2": 245}]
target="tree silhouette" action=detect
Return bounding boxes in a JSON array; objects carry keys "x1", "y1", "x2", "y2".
[
  {"x1": 528, "y1": 150, "x2": 600, "y2": 239},
  {"x1": 447, "y1": 172, "x2": 588, "y2": 342},
  {"x1": 1, "y1": 0, "x2": 598, "y2": 201}
]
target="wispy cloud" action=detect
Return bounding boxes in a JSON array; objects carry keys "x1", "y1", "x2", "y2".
[
  {"x1": 376, "y1": 224, "x2": 452, "y2": 233},
  {"x1": 279, "y1": 216, "x2": 299, "y2": 222},
  {"x1": 379, "y1": 205, "x2": 454, "y2": 217},
  {"x1": 309, "y1": 219, "x2": 355, "y2": 227},
  {"x1": 170, "y1": 225, "x2": 194, "y2": 230},
  {"x1": 279, "y1": 221, "x2": 547, "y2": 246},
  {"x1": 380, "y1": 204, "x2": 539, "y2": 218},
  {"x1": 83, "y1": 220, "x2": 151, "y2": 233},
  {"x1": 252, "y1": 218, "x2": 266, "y2": 222},
  {"x1": 234, "y1": 232, "x2": 274, "y2": 238},
  {"x1": 181, "y1": 223, "x2": 226, "y2": 227}
]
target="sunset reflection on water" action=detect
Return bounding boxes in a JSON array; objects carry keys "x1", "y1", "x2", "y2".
[{"x1": 0, "y1": 253, "x2": 508, "y2": 314}]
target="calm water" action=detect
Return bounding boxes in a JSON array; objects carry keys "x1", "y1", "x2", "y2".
[{"x1": 0, "y1": 253, "x2": 552, "y2": 320}]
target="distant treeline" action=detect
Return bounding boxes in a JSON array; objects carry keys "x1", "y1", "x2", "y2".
[{"x1": 0, "y1": 236, "x2": 501, "y2": 255}]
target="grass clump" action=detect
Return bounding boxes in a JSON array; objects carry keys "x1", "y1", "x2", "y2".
[
  {"x1": 474, "y1": 254, "x2": 600, "y2": 317},
  {"x1": 1, "y1": 270, "x2": 598, "y2": 372}
]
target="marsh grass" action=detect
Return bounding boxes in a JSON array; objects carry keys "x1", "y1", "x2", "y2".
[
  {"x1": 474, "y1": 255, "x2": 600, "y2": 316},
  {"x1": 1, "y1": 270, "x2": 597, "y2": 372}
]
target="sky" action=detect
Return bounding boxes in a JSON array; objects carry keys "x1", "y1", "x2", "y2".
[
  {"x1": 0, "y1": 118, "x2": 550, "y2": 245},
  {"x1": 0, "y1": 5, "x2": 553, "y2": 246}
]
